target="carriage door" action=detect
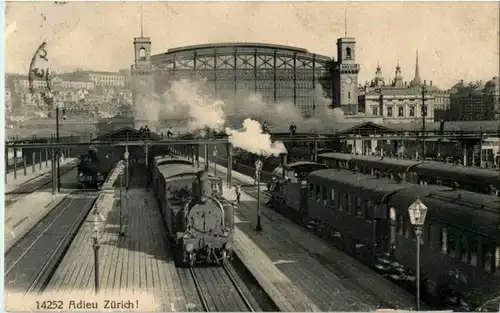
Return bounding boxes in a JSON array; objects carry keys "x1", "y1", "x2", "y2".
[
  {"x1": 299, "y1": 181, "x2": 309, "y2": 214},
  {"x1": 373, "y1": 204, "x2": 390, "y2": 251}
]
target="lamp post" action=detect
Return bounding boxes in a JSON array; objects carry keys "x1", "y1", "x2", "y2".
[
  {"x1": 90, "y1": 210, "x2": 103, "y2": 295},
  {"x1": 255, "y1": 159, "x2": 263, "y2": 232},
  {"x1": 408, "y1": 197, "x2": 428, "y2": 311},
  {"x1": 213, "y1": 147, "x2": 218, "y2": 177},
  {"x1": 119, "y1": 163, "x2": 125, "y2": 237},
  {"x1": 124, "y1": 149, "x2": 129, "y2": 189}
]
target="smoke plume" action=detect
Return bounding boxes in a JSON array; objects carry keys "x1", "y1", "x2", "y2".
[
  {"x1": 132, "y1": 78, "x2": 347, "y2": 156},
  {"x1": 225, "y1": 118, "x2": 287, "y2": 157}
]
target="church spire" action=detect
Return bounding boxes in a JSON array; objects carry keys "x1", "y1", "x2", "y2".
[{"x1": 412, "y1": 50, "x2": 422, "y2": 86}]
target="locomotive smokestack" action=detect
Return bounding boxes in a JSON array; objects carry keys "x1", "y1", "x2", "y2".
[{"x1": 193, "y1": 170, "x2": 211, "y2": 203}]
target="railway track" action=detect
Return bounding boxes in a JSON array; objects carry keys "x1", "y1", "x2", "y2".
[
  {"x1": 4, "y1": 191, "x2": 99, "y2": 295},
  {"x1": 178, "y1": 262, "x2": 259, "y2": 312},
  {"x1": 5, "y1": 164, "x2": 77, "y2": 207}
]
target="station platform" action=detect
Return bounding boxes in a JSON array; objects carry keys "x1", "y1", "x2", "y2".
[
  {"x1": 4, "y1": 164, "x2": 79, "y2": 251},
  {"x1": 5, "y1": 157, "x2": 77, "y2": 193},
  {"x1": 202, "y1": 157, "x2": 418, "y2": 311},
  {"x1": 42, "y1": 167, "x2": 187, "y2": 312}
]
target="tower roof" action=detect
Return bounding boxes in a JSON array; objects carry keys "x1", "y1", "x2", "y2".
[{"x1": 410, "y1": 50, "x2": 422, "y2": 86}]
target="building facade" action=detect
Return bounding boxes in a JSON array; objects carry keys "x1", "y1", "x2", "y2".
[
  {"x1": 448, "y1": 78, "x2": 499, "y2": 121},
  {"x1": 358, "y1": 53, "x2": 436, "y2": 124}
]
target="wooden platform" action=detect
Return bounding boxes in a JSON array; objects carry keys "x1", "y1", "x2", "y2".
[{"x1": 43, "y1": 182, "x2": 187, "y2": 311}]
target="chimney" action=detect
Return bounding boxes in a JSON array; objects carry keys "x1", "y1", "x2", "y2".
[
  {"x1": 192, "y1": 170, "x2": 211, "y2": 202},
  {"x1": 424, "y1": 80, "x2": 427, "y2": 86},
  {"x1": 430, "y1": 80, "x2": 433, "y2": 87},
  {"x1": 405, "y1": 82, "x2": 407, "y2": 87}
]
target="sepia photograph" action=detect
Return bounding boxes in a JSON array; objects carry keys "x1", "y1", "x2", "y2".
[{"x1": 3, "y1": 1, "x2": 500, "y2": 312}]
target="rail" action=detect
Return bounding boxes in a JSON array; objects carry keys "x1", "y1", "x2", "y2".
[{"x1": 189, "y1": 267, "x2": 210, "y2": 312}]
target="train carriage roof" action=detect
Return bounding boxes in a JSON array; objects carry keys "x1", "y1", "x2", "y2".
[
  {"x1": 388, "y1": 186, "x2": 500, "y2": 237},
  {"x1": 155, "y1": 155, "x2": 194, "y2": 166},
  {"x1": 308, "y1": 170, "x2": 411, "y2": 202},
  {"x1": 158, "y1": 164, "x2": 199, "y2": 181},
  {"x1": 411, "y1": 162, "x2": 500, "y2": 187},
  {"x1": 350, "y1": 156, "x2": 422, "y2": 171},
  {"x1": 284, "y1": 161, "x2": 328, "y2": 172},
  {"x1": 318, "y1": 152, "x2": 354, "y2": 161}
]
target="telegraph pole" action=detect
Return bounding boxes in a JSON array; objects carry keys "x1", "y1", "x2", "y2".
[{"x1": 421, "y1": 81, "x2": 427, "y2": 159}]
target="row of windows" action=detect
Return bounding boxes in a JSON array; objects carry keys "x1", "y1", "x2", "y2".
[
  {"x1": 396, "y1": 215, "x2": 500, "y2": 275},
  {"x1": 308, "y1": 183, "x2": 385, "y2": 219},
  {"x1": 371, "y1": 105, "x2": 428, "y2": 117}
]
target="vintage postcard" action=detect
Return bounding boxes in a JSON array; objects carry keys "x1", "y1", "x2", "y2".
[{"x1": 4, "y1": 1, "x2": 500, "y2": 312}]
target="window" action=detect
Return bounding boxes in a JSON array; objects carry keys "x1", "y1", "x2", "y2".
[
  {"x1": 321, "y1": 186, "x2": 327, "y2": 204},
  {"x1": 397, "y1": 214, "x2": 404, "y2": 236},
  {"x1": 459, "y1": 234, "x2": 469, "y2": 263},
  {"x1": 346, "y1": 193, "x2": 352, "y2": 214},
  {"x1": 355, "y1": 197, "x2": 363, "y2": 218},
  {"x1": 338, "y1": 192, "x2": 344, "y2": 211},
  {"x1": 309, "y1": 184, "x2": 314, "y2": 197},
  {"x1": 329, "y1": 189, "x2": 336, "y2": 206},
  {"x1": 398, "y1": 106, "x2": 404, "y2": 117},
  {"x1": 346, "y1": 47, "x2": 352, "y2": 59},
  {"x1": 315, "y1": 185, "x2": 321, "y2": 202},
  {"x1": 372, "y1": 106, "x2": 378, "y2": 116},
  {"x1": 387, "y1": 106, "x2": 393, "y2": 117},
  {"x1": 348, "y1": 91, "x2": 351, "y2": 99},
  {"x1": 409, "y1": 106, "x2": 415, "y2": 117},
  {"x1": 483, "y1": 242, "x2": 494, "y2": 273},
  {"x1": 446, "y1": 229, "x2": 457, "y2": 258},
  {"x1": 139, "y1": 47, "x2": 146, "y2": 60}
]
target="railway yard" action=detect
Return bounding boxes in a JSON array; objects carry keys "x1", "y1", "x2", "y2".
[{"x1": 4, "y1": 141, "x2": 499, "y2": 312}]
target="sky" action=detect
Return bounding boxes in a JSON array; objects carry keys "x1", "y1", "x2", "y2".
[{"x1": 5, "y1": 1, "x2": 499, "y2": 89}]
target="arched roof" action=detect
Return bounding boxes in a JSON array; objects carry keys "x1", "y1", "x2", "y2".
[{"x1": 151, "y1": 42, "x2": 333, "y2": 68}]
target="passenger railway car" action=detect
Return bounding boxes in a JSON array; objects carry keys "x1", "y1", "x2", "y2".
[
  {"x1": 149, "y1": 155, "x2": 234, "y2": 267},
  {"x1": 267, "y1": 162, "x2": 500, "y2": 310},
  {"x1": 317, "y1": 153, "x2": 500, "y2": 195}
]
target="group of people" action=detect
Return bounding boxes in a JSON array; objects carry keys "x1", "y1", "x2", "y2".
[{"x1": 261, "y1": 121, "x2": 297, "y2": 136}]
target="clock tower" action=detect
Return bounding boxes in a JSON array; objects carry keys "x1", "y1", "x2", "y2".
[
  {"x1": 334, "y1": 37, "x2": 360, "y2": 115},
  {"x1": 131, "y1": 33, "x2": 154, "y2": 127}
]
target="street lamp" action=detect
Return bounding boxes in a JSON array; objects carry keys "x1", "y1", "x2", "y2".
[
  {"x1": 255, "y1": 159, "x2": 263, "y2": 232},
  {"x1": 408, "y1": 197, "x2": 428, "y2": 311},
  {"x1": 119, "y1": 163, "x2": 125, "y2": 237},
  {"x1": 124, "y1": 149, "x2": 130, "y2": 189},
  {"x1": 90, "y1": 209, "x2": 103, "y2": 295},
  {"x1": 213, "y1": 147, "x2": 218, "y2": 178}
]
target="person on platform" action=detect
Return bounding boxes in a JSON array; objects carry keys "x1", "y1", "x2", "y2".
[
  {"x1": 167, "y1": 126, "x2": 174, "y2": 139},
  {"x1": 235, "y1": 184, "x2": 241, "y2": 204},
  {"x1": 289, "y1": 122, "x2": 297, "y2": 136},
  {"x1": 262, "y1": 121, "x2": 269, "y2": 134}
]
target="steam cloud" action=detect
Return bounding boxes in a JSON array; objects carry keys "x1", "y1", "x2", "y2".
[{"x1": 132, "y1": 78, "x2": 346, "y2": 156}]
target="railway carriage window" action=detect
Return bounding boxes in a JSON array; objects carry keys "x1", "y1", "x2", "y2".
[
  {"x1": 338, "y1": 192, "x2": 345, "y2": 212},
  {"x1": 440, "y1": 228, "x2": 448, "y2": 254},
  {"x1": 346, "y1": 193, "x2": 353, "y2": 215},
  {"x1": 469, "y1": 237, "x2": 478, "y2": 267},
  {"x1": 482, "y1": 242, "x2": 494, "y2": 273},
  {"x1": 495, "y1": 246, "x2": 500, "y2": 275},
  {"x1": 321, "y1": 186, "x2": 327, "y2": 205},
  {"x1": 446, "y1": 229, "x2": 458, "y2": 258},
  {"x1": 425, "y1": 222, "x2": 432, "y2": 246},
  {"x1": 309, "y1": 184, "x2": 314, "y2": 197},
  {"x1": 403, "y1": 217, "x2": 410, "y2": 238},
  {"x1": 459, "y1": 235, "x2": 469, "y2": 263},
  {"x1": 315, "y1": 185, "x2": 321, "y2": 202},
  {"x1": 355, "y1": 197, "x2": 363, "y2": 218},
  {"x1": 397, "y1": 214, "x2": 404, "y2": 236},
  {"x1": 328, "y1": 188, "x2": 336, "y2": 207}
]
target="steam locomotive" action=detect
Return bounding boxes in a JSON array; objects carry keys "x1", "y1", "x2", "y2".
[
  {"x1": 266, "y1": 161, "x2": 500, "y2": 310},
  {"x1": 77, "y1": 147, "x2": 107, "y2": 189},
  {"x1": 149, "y1": 154, "x2": 234, "y2": 267}
]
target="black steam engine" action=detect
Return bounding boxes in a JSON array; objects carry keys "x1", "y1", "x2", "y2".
[{"x1": 149, "y1": 155, "x2": 234, "y2": 267}]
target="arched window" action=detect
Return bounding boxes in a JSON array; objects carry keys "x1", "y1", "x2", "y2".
[
  {"x1": 139, "y1": 47, "x2": 146, "y2": 60},
  {"x1": 346, "y1": 47, "x2": 352, "y2": 59}
]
